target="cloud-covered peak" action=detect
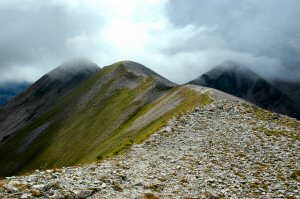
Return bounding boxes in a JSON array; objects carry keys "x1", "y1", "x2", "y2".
[{"x1": 47, "y1": 58, "x2": 100, "y2": 80}]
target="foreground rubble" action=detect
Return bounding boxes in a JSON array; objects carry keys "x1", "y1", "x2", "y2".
[{"x1": 0, "y1": 96, "x2": 299, "y2": 198}]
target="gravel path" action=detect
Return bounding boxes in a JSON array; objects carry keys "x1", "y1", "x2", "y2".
[{"x1": 1, "y1": 94, "x2": 299, "y2": 198}]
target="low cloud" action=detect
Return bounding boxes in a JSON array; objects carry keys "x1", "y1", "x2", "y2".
[
  {"x1": 0, "y1": 0, "x2": 103, "y2": 83},
  {"x1": 0, "y1": 0, "x2": 299, "y2": 84},
  {"x1": 166, "y1": 0, "x2": 300, "y2": 81}
]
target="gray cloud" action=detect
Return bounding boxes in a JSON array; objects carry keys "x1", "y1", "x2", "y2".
[
  {"x1": 0, "y1": 0, "x2": 299, "y2": 84},
  {"x1": 166, "y1": 0, "x2": 300, "y2": 81},
  {"x1": 0, "y1": 0, "x2": 102, "y2": 83}
]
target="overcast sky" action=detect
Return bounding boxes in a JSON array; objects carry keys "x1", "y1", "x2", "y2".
[{"x1": 0, "y1": 0, "x2": 300, "y2": 84}]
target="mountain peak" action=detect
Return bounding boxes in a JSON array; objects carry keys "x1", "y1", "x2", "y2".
[
  {"x1": 213, "y1": 60, "x2": 242, "y2": 70},
  {"x1": 109, "y1": 60, "x2": 176, "y2": 88},
  {"x1": 0, "y1": 59, "x2": 100, "y2": 145},
  {"x1": 189, "y1": 62, "x2": 300, "y2": 119},
  {"x1": 47, "y1": 58, "x2": 100, "y2": 80},
  {"x1": 203, "y1": 61, "x2": 261, "y2": 83},
  {"x1": 122, "y1": 61, "x2": 161, "y2": 77},
  {"x1": 0, "y1": 59, "x2": 181, "y2": 176}
]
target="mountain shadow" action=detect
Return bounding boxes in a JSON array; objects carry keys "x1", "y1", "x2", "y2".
[
  {"x1": 271, "y1": 79, "x2": 300, "y2": 103},
  {"x1": 189, "y1": 61, "x2": 300, "y2": 120}
]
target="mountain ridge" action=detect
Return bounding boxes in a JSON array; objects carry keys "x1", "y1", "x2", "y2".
[
  {"x1": 0, "y1": 84, "x2": 299, "y2": 198},
  {"x1": 0, "y1": 61, "x2": 211, "y2": 176},
  {"x1": 0, "y1": 60, "x2": 299, "y2": 198}
]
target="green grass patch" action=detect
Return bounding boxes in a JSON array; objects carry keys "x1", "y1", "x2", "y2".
[
  {"x1": 264, "y1": 130, "x2": 286, "y2": 137},
  {"x1": 290, "y1": 169, "x2": 300, "y2": 180}
]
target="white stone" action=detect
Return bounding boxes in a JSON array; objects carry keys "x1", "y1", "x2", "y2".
[{"x1": 101, "y1": 183, "x2": 106, "y2": 189}]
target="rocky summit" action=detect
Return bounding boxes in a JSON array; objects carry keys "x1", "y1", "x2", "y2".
[{"x1": 1, "y1": 86, "x2": 299, "y2": 199}]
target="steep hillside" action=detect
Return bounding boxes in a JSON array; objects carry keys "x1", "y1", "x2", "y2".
[
  {"x1": 271, "y1": 79, "x2": 300, "y2": 103},
  {"x1": 0, "y1": 85, "x2": 299, "y2": 198},
  {"x1": 0, "y1": 59, "x2": 100, "y2": 144},
  {"x1": 189, "y1": 61, "x2": 300, "y2": 120},
  {"x1": 0, "y1": 61, "x2": 212, "y2": 177},
  {"x1": 0, "y1": 82, "x2": 31, "y2": 106}
]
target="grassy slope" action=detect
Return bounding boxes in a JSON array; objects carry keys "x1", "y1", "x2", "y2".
[{"x1": 0, "y1": 62, "x2": 212, "y2": 176}]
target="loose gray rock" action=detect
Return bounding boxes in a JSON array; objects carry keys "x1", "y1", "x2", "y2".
[{"x1": 0, "y1": 89, "x2": 299, "y2": 199}]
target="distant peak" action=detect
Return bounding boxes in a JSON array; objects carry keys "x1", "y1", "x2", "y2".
[
  {"x1": 213, "y1": 61, "x2": 249, "y2": 72},
  {"x1": 55, "y1": 58, "x2": 99, "y2": 71},
  {"x1": 107, "y1": 60, "x2": 161, "y2": 78},
  {"x1": 205, "y1": 61, "x2": 261, "y2": 81},
  {"x1": 124, "y1": 61, "x2": 174, "y2": 80},
  {"x1": 122, "y1": 61, "x2": 157, "y2": 76},
  {"x1": 105, "y1": 60, "x2": 176, "y2": 88},
  {"x1": 47, "y1": 58, "x2": 100, "y2": 80}
]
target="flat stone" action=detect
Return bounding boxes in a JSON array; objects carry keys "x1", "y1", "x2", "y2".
[
  {"x1": 101, "y1": 183, "x2": 106, "y2": 189},
  {"x1": 21, "y1": 193, "x2": 32, "y2": 199}
]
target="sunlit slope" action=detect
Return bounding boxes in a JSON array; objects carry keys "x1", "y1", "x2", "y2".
[{"x1": 0, "y1": 61, "x2": 212, "y2": 176}]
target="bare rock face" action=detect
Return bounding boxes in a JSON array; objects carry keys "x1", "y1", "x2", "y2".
[
  {"x1": 189, "y1": 61, "x2": 300, "y2": 120},
  {"x1": 0, "y1": 58, "x2": 100, "y2": 144}
]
